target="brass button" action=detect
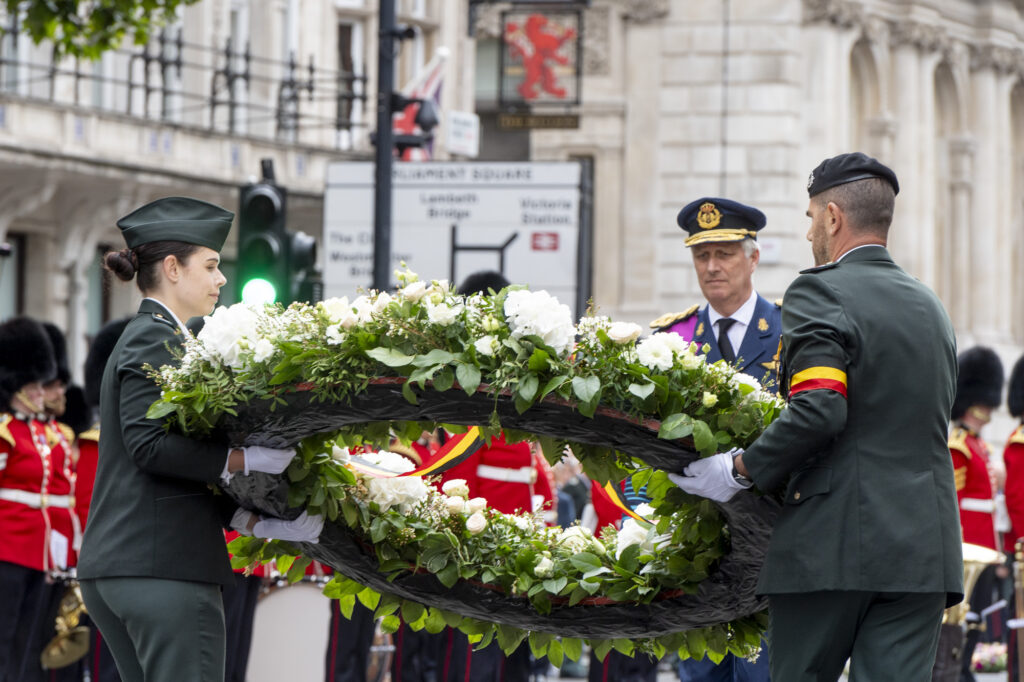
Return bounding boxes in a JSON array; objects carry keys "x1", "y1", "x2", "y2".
[{"x1": 793, "y1": 491, "x2": 801, "y2": 501}]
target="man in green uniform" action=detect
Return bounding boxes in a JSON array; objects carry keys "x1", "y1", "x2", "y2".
[{"x1": 673, "y1": 153, "x2": 963, "y2": 681}]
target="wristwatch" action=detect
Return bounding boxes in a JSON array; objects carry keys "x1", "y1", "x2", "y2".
[{"x1": 731, "y1": 456, "x2": 753, "y2": 487}]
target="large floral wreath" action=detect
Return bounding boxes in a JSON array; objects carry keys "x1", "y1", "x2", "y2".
[{"x1": 148, "y1": 269, "x2": 784, "y2": 665}]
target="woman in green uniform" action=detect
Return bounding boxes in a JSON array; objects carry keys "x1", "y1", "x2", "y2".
[{"x1": 77, "y1": 197, "x2": 322, "y2": 682}]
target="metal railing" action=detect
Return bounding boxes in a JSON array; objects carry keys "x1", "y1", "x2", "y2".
[{"x1": 0, "y1": 18, "x2": 369, "y2": 149}]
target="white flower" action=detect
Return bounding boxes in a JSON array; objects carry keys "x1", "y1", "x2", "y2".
[
  {"x1": 512, "y1": 515, "x2": 535, "y2": 532},
  {"x1": 466, "y1": 512, "x2": 488, "y2": 534},
  {"x1": 662, "y1": 333, "x2": 691, "y2": 356},
  {"x1": 401, "y1": 281, "x2": 429, "y2": 302},
  {"x1": 679, "y1": 351, "x2": 704, "y2": 371},
  {"x1": 357, "y1": 450, "x2": 427, "y2": 513},
  {"x1": 372, "y1": 292, "x2": 393, "y2": 313},
  {"x1": 351, "y1": 296, "x2": 375, "y2": 324},
  {"x1": 615, "y1": 519, "x2": 650, "y2": 557},
  {"x1": 606, "y1": 321, "x2": 642, "y2": 344},
  {"x1": 325, "y1": 324, "x2": 346, "y2": 345},
  {"x1": 466, "y1": 497, "x2": 488, "y2": 514},
  {"x1": 732, "y1": 372, "x2": 761, "y2": 394},
  {"x1": 503, "y1": 290, "x2": 576, "y2": 355},
  {"x1": 635, "y1": 335, "x2": 675, "y2": 372},
  {"x1": 634, "y1": 503, "x2": 655, "y2": 519},
  {"x1": 474, "y1": 335, "x2": 496, "y2": 356},
  {"x1": 252, "y1": 338, "x2": 276, "y2": 363},
  {"x1": 482, "y1": 316, "x2": 502, "y2": 332},
  {"x1": 319, "y1": 297, "x2": 351, "y2": 324},
  {"x1": 198, "y1": 303, "x2": 262, "y2": 370},
  {"x1": 557, "y1": 525, "x2": 595, "y2": 554},
  {"x1": 426, "y1": 301, "x2": 463, "y2": 326},
  {"x1": 445, "y1": 496, "x2": 466, "y2": 515},
  {"x1": 702, "y1": 391, "x2": 719, "y2": 408},
  {"x1": 534, "y1": 556, "x2": 555, "y2": 578},
  {"x1": 331, "y1": 445, "x2": 350, "y2": 464},
  {"x1": 442, "y1": 479, "x2": 470, "y2": 499}
]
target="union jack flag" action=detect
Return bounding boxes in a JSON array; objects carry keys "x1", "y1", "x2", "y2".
[{"x1": 393, "y1": 47, "x2": 448, "y2": 161}]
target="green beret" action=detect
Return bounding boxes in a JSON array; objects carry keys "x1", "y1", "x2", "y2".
[{"x1": 117, "y1": 197, "x2": 234, "y2": 251}]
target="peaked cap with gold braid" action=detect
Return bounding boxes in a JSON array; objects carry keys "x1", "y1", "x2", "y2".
[{"x1": 677, "y1": 197, "x2": 766, "y2": 247}]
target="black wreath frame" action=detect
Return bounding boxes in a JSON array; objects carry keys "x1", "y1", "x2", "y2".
[{"x1": 219, "y1": 383, "x2": 780, "y2": 638}]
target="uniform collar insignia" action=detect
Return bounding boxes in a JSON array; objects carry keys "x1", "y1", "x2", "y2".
[
  {"x1": 758, "y1": 317, "x2": 769, "y2": 332},
  {"x1": 695, "y1": 321, "x2": 705, "y2": 337}
]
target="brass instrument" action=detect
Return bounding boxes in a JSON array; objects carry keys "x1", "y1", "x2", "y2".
[
  {"x1": 932, "y1": 543, "x2": 1003, "y2": 682},
  {"x1": 41, "y1": 580, "x2": 90, "y2": 670}
]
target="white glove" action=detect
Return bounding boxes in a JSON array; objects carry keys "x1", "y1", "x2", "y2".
[
  {"x1": 668, "y1": 450, "x2": 752, "y2": 503},
  {"x1": 230, "y1": 508, "x2": 257, "y2": 536},
  {"x1": 242, "y1": 445, "x2": 297, "y2": 475},
  {"x1": 252, "y1": 511, "x2": 324, "y2": 544}
]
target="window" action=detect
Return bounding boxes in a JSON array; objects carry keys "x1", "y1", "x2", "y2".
[{"x1": 0, "y1": 233, "x2": 25, "y2": 319}]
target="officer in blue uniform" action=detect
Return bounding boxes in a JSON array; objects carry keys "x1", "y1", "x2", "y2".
[{"x1": 650, "y1": 197, "x2": 781, "y2": 390}]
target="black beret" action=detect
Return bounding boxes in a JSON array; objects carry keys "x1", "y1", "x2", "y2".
[
  {"x1": 1008, "y1": 355, "x2": 1024, "y2": 419},
  {"x1": 807, "y1": 152, "x2": 899, "y2": 197},
  {"x1": 676, "y1": 197, "x2": 766, "y2": 247},
  {"x1": 42, "y1": 322, "x2": 70, "y2": 385},
  {"x1": 117, "y1": 197, "x2": 233, "y2": 251},
  {"x1": 458, "y1": 271, "x2": 511, "y2": 296},
  {"x1": 952, "y1": 346, "x2": 1003, "y2": 420},
  {"x1": 84, "y1": 317, "x2": 131, "y2": 408},
  {"x1": 0, "y1": 317, "x2": 56, "y2": 409}
]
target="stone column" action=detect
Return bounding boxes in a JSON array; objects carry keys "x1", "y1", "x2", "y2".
[
  {"x1": 888, "y1": 40, "x2": 920, "y2": 276},
  {"x1": 948, "y1": 136, "x2": 975, "y2": 333}
]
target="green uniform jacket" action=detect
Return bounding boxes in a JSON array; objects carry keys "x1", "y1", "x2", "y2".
[
  {"x1": 78, "y1": 299, "x2": 235, "y2": 587},
  {"x1": 742, "y1": 246, "x2": 963, "y2": 606}
]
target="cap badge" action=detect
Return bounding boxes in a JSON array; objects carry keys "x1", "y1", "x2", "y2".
[
  {"x1": 697, "y1": 202, "x2": 722, "y2": 230},
  {"x1": 807, "y1": 171, "x2": 815, "y2": 191},
  {"x1": 758, "y1": 317, "x2": 769, "y2": 332}
]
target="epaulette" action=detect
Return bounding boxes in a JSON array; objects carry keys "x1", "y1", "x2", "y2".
[
  {"x1": 1010, "y1": 424, "x2": 1024, "y2": 446},
  {"x1": 774, "y1": 299, "x2": 783, "y2": 308},
  {"x1": 0, "y1": 414, "x2": 14, "y2": 448},
  {"x1": 649, "y1": 304, "x2": 700, "y2": 330},
  {"x1": 79, "y1": 424, "x2": 100, "y2": 442},
  {"x1": 151, "y1": 312, "x2": 177, "y2": 328},
  {"x1": 799, "y1": 262, "x2": 839, "y2": 274},
  {"x1": 949, "y1": 427, "x2": 971, "y2": 457},
  {"x1": 58, "y1": 422, "x2": 75, "y2": 444}
]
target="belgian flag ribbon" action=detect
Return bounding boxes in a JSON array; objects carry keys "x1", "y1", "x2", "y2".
[{"x1": 347, "y1": 427, "x2": 485, "y2": 479}]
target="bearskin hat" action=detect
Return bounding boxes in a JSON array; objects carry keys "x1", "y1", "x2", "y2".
[
  {"x1": 1008, "y1": 355, "x2": 1024, "y2": 419},
  {"x1": 62, "y1": 385, "x2": 92, "y2": 435},
  {"x1": 952, "y1": 346, "x2": 1004, "y2": 420},
  {"x1": 42, "y1": 322, "x2": 70, "y2": 385},
  {"x1": 457, "y1": 271, "x2": 510, "y2": 297},
  {"x1": 0, "y1": 317, "x2": 56, "y2": 409},
  {"x1": 84, "y1": 317, "x2": 130, "y2": 408}
]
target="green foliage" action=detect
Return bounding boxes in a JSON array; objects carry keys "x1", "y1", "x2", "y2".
[{"x1": 7, "y1": 0, "x2": 201, "y2": 59}]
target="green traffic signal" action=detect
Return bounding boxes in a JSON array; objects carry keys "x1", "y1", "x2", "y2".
[{"x1": 241, "y1": 278, "x2": 278, "y2": 305}]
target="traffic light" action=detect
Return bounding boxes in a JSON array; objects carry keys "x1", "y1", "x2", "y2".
[{"x1": 237, "y1": 178, "x2": 288, "y2": 305}]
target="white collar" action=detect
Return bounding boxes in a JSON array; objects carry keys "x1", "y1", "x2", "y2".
[
  {"x1": 707, "y1": 289, "x2": 758, "y2": 328},
  {"x1": 836, "y1": 244, "x2": 886, "y2": 262},
  {"x1": 143, "y1": 297, "x2": 190, "y2": 336}
]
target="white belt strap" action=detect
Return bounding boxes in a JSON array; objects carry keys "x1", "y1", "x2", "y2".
[
  {"x1": 960, "y1": 497, "x2": 995, "y2": 513},
  {"x1": 0, "y1": 488, "x2": 72, "y2": 509},
  {"x1": 476, "y1": 464, "x2": 536, "y2": 484}
]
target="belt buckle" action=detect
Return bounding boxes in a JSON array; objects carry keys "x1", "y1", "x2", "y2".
[{"x1": 40, "y1": 492, "x2": 48, "y2": 507}]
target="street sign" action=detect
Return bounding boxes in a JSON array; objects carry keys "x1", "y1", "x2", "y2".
[
  {"x1": 446, "y1": 111, "x2": 480, "y2": 158},
  {"x1": 323, "y1": 161, "x2": 588, "y2": 314}
]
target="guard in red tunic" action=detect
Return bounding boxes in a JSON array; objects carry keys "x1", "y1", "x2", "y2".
[
  {"x1": 949, "y1": 346, "x2": 1004, "y2": 682},
  {"x1": 1005, "y1": 354, "x2": 1024, "y2": 681},
  {"x1": 0, "y1": 317, "x2": 75, "y2": 681}
]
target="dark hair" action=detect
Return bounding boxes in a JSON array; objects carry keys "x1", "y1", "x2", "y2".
[
  {"x1": 104, "y1": 240, "x2": 200, "y2": 293},
  {"x1": 457, "y1": 270, "x2": 511, "y2": 296},
  {"x1": 814, "y1": 177, "x2": 895, "y2": 238}
]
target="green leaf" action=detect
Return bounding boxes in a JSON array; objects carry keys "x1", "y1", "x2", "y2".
[
  {"x1": 455, "y1": 363, "x2": 482, "y2": 395},
  {"x1": 572, "y1": 375, "x2": 601, "y2": 403},
  {"x1": 692, "y1": 419, "x2": 716, "y2": 453},
  {"x1": 528, "y1": 348, "x2": 550, "y2": 372},
  {"x1": 411, "y1": 349, "x2": 456, "y2": 367},
  {"x1": 401, "y1": 600, "x2": 426, "y2": 624},
  {"x1": 356, "y1": 587, "x2": 381, "y2": 611},
  {"x1": 528, "y1": 631, "x2": 554, "y2": 659},
  {"x1": 627, "y1": 382, "x2": 655, "y2": 399},
  {"x1": 146, "y1": 401, "x2": 176, "y2": 419},
  {"x1": 547, "y1": 639, "x2": 564, "y2": 668},
  {"x1": 562, "y1": 637, "x2": 583, "y2": 662},
  {"x1": 366, "y1": 347, "x2": 415, "y2": 367},
  {"x1": 433, "y1": 366, "x2": 455, "y2": 392},
  {"x1": 380, "y1": 614, "x2": 401, "y2": 633},
  {"x1": 518, "y1": 373, "x2": 539, "y2": 402},
  {"x1": 592, "y1": 639, "x2": 614, "y2": 662},
  {"x1": 401, "y1": 381, "x2": 419, "y2": 405},
  {"x1": 337, "y1": 594, "x2": 356, "y2": 619},
  {"x1": 659, "y1": 413, "x2": 694, "y2": 440},
  {"x1": 436, "y1": 562, "x2": 459, "y2": 588},
  {"x1": 568, "y1": 552, "x2": 602, "y2": 572},
  {"x1": 538, "y1": 374, "x2": 568, "y2": 399}
]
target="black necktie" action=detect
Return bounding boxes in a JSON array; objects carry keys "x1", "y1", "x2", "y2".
[{"x1": 717, "y1": 318, "x2": 736, "y2": 362}]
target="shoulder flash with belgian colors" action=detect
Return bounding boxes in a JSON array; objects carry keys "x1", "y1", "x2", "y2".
[{"x1": 649, "y1": 304, "x2": 700, "y2": 329}]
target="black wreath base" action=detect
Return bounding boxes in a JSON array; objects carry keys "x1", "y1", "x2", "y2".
[
  {"x1": 224, "y1": 470, "x2": 780, "y2": 639},
  {"x1": 217, "y1": 382, "x2": 700, "y2": 473}
]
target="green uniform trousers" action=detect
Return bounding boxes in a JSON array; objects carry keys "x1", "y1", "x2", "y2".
[
  {"x1": 80, "y1": 576, "x2": 225, "y2": 682},
  {"x1": 768, "y1": 590, "x2": 946, "y2": 682}
]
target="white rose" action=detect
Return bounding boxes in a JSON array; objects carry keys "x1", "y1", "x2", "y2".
[
  {"x1": 466, "y1": 497, "x2": 488, "y2": 514},
  {"x1": 325, "y1": 323, "x2": 346, "y2": 345},
  {"x1": 732, "y1": 372, "x2": 761, "y2": 394},
  {"x1": 615, "y1": 519, "x2": 649, "y2": 557},
  {"x1": 252, "y1": 338, "x2": 276, "y2": 363},
  {"x1": 702, "y1": 391, "x2": 719, "y2": 408},
  {"x1": 634, "y1": 503, "x2": 655, "y2": 519},
  {"x1": 557, "y1": 525, "x2": 594, "y2": 554},
  {"x1": 534, "y1": 556, "x2": 555, "y2": 578},
  {"x1": 372, "y1": 292, "x2": 393, "y2": 313},
  {"x1": 482, "y1": 316, "x2": 502, "y2": 332},
  {"x1": 442, "y1": 479, "x2": 470, "y2": 499},
  {"x1": 319, "y1": 297, "x2": 351, "y2": 324},
  {"x1": 445, "y1": 496, "x2": 466, "y2": 515},
  {"x1": 680, "y1": 351, "x2": 704, "y2": 371},
  {"x1": 401, "y1": 281, "x2": 429, "y2": 302},
  {"x1": 607, "y1": 321, "x2": 642, "y2": 344},
  {"x1": 466, "y1": 512, "x2": 488, "y2": 534},
  {"x1": 635, "y1": 335, "x2": 674, "y2": 372},
  {"x1": 512, "y1": 515, "x2": 534, "y2": 532},
  {"x1": 351, "y1": 296, "x2": 375, "y2": 324},
  {"x1": 474, "y1": 335, "x2": 496, "y2": 356},
  {"x1": 426, "y1": 301, "x2": 463, "y2": 326},
  {"x1": 503, "y1": 290, "x2": 576, "y2": 355},
  {"x1": 331, "y1": 445, "x2": 351, "y2": 464}
]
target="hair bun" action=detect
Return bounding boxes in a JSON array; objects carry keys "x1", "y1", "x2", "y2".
[{"x1": 104, "y1": 248, "x2": 138, "y2": 282}]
